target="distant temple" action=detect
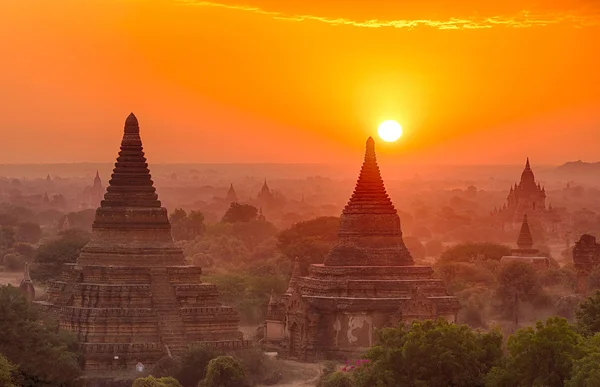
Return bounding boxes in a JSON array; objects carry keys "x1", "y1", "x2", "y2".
[
  {"x1": 573, "y1": 234, "x2": 600, "y2": 294},
  {"x1": 40, "y1": 113, "x2": 249, "y2": 370},
  {"x1": 493, "y1": 158, "x2": 560, "y2": 234},
  {"x1": 226, "y1": 183, "x2": 238, "y2": 203},
  {"x1": 500, "y1": 214, "x2": 549, "y2": 271},
  {"x1": 19, "y1": 262, "x2": 35, "y2": 301},
  {"x1": 262, "y1": 137, "x2": 460, "y2": 361},
  {"x1": 257, "y1": 179, "x2": 274, "y2": 203},
  {"x1": 42, "y1": 192, "x2": 50, "y2": 204},
  {"x1": 80, "y1": 171, "x2": 105, "y2": 208}
]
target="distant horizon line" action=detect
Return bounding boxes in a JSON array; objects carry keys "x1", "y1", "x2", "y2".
[{"x1": 0, "y1": 161, "x2": 597, "y2": 167}]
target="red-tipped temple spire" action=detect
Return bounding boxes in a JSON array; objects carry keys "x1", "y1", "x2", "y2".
[{"x1": 324, "y1": 137, "x2": 413, "y2": 266}]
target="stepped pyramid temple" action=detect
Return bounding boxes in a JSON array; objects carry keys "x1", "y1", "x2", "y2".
[
  {"x1": 40, "y1": 113, "x2": 249, "y2": 370},
  {"x1": 500, "y1": 214, "x2": 549, "y2": 271},
  {"x1": 263, "y1": 137, "x2": 460, "y2": 361},
  {"x1": 492, "y1": 158, "x2": 560, "y2": 233}
]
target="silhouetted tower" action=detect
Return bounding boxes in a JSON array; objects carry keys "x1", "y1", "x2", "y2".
[{"x1": 226, "y1": 183, "x2": 238, "y2": 203}]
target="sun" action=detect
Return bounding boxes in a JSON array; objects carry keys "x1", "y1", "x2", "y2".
[{"x1": 378, "y1": 120, "x2": 403, "y2": 142}]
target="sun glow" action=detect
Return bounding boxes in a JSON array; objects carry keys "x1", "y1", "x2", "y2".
[{"x1": 378, "y1": 120, "x2": 403, "y2": 142}]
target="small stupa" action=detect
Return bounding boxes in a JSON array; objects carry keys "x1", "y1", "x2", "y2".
[{"x1": 500, "y1": 214, "x2": 549, "y2": 271}]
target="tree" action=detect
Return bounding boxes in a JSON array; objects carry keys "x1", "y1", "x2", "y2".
[
  {"x1": 222, "y1": 203, "x2": 258, "y2": 223},
  {"x1": 496, "y1": 261, "x2": 542, "y2": 321},
  {"x1": 133, "y1": 376, "x2": 182, "y2": 387},
  {"x1": 439, "y1": 242, "x2": 511, "y2": 264},
  {"x1": 201, "y1": 356, "x2": 248, "y2": 387},
  {"x1": 31, "y1": 228, "x2": 90, "y2": 282},
  {"x1": 354, "y1": 319, "x2": 503, "y2": 387},
  {"x1": 576, "y1": 290, "x2": 600, "y2": 336},
  {"x1": 277, "y1": 216, "x2": 339, "y2": 271},
  {"x1": 170, "y1": 209, "x2": 206, "y2": 241},
  {"x1": 566, "y1": 334, "x2": 600, "y2": 387},
  {"x1": 0, "y1": 286, "x2": 82, "y2": 386},
  {"x1": 232, "y1": 220, "x2": 278, "y2": 251},
  {"x1": 0, "y1": 353, "x2": 17, "y2": 387},
  {"x1": 175, "y1": 346, "x2": 219, "y2": 387},
  {"x1": 485, "y1": 317, "x2": 582, "y2": 387},
  {"x1": 15, "y1": 222, "x2": 42, "y2": 244}
]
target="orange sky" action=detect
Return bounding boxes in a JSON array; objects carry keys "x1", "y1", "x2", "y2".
[{"x1": 0, "y1": 0, "x2": 599, "y2": 165}]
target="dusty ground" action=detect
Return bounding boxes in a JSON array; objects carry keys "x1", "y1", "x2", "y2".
[{"x1": 257, "y1": 359, "x2": 323, "y2": 387}]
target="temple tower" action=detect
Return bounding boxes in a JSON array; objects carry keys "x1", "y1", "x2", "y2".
[
  {"x1": 226, "y1": 183, "x2": 238, "y2": 203},
  {"x1": 500, "y1": 214, "x2": 549, "y2": 271},
  {"x1": 262, "y1": 137, "x2": 459, "y2": 360},
  {"x1": 40, "y1": 113, "x2": 249, "y2": 370}
]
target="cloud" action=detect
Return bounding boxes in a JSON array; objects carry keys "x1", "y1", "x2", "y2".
[{"x1": 178, "y1": 1, "x2": 600, "y2": 30}]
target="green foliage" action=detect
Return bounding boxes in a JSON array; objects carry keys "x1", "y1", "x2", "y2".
[
  {"x1": 486, "y1": 317, "x2": 582, "y2": 387},
  {"x1": 586, "y1": 266, "x2": 600, "y2": 292},
  {"x1": 31, "y1": 228, "x2": 90, "y2": 282},
  {"x1": 15, "y1": 222, "x2": 42, "y2": 244},
  {"x1": 170, "y1": 209, "x2": 206, "y2": 241},
  {"x1": 176, "y1": 346, "x2": 220, "y2": 387},
  {"x1": 0, "y1": 353, "x2": 18, "y2": 387},
  {"x1": 132, "y1": 376, "x2": 183, "y2": 387},
  {"x1": 222, "y1": 203, "x2": 258, "y2": 223},
  {"x1": 277, "y1": 216, "x2": 339, "y2": 270},
  {"x1": 566, "y1": 334, "x2": 600, "y2": 387},
  {"x1": 204, "y1": 272, "x2": 287, "y2": 324},
  {"x1": 496, "y1": 261, "x2": 542, "y2": 316},
  {"x1": 439, "y1": 242, "x2": 511, "y2": 264},
  {"x1": 355, "y1": 319, "x2": 503, "y2": 387},
  {"x1": 321, "y1": 371, "x2": 354, "y2": 387},
  {"x1": 231, "y1": 220, "x2": 278, "y2": 251},
  {"x1": 0, "y1": 285, "x2": 82, "y2": 386},
  {"x1": 576, "y1": 290, "x2": 600, "y2": 336},
  {"x1": 152, "y1": 356, "x2": 182, "y2": 378},
  {"x1": 201, "y1": 356, "x2": 248, "y2": 387}
]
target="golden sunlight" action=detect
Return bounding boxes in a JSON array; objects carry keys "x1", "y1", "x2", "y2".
[{"x1": 378, "y1": 120, "x2": 403, "y2": 142}]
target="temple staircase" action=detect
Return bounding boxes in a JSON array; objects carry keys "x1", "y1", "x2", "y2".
[{"x1": 150, "y1": 267, "x2": 188, "y2": 357}]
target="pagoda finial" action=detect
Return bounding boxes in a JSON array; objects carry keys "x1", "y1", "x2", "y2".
[
  {"x1": 286, "y1": 257, "x2": 301, "y2": 294},
  {"x1": 525, "y1": 157, "x2": 531, "y2": 170},
  {"x1": 124, "y1": 112, "x2": 139, "y2": 134},
  {"x1": 516, "y1": 214, "x2": 534, "y2": 250}
]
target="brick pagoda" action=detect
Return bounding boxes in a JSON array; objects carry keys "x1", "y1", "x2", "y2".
[
  {"x1": 500, "y1": 214, "x2": 549, "y2": 271},
  {"x1": 263, "y1": 137, "x2": 460, "y2": 361},
  {"x1": 40, "y1": 114, "x2": 249, "y2": 370}
]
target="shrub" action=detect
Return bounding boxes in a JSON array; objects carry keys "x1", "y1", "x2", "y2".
[
  {"x1": 176, "y1": 346, "x2": 219, "y2": 387},
  {"x1": 133, "y1": 376, "x2": 182, "y2": 387},
  {"x1": 152, "y1": 356, "x2": 181, "y2": 378},
  {"x1": 201, "y1": 356, "x2": 248, "y2": 387}
]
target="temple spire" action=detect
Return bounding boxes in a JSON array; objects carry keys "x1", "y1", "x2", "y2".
[
  {"x1": 99, "y1": 113, "x2": 161, "y2": 208},
  {"x1": 324, "y1": 137, "x2": 413, "y2": 266},
  {"x1": 286, "y1": 258, "x2": 301, "y2": 294},
  {"x1": 516, "y1": 214, "x2": 534, "y2": 250},
  {"x1": 19, "y1": 262, "x2": 35, "y2": 300},
  {"x1": 525, "y1": 157, "x2": 531, "y2": 170}
]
